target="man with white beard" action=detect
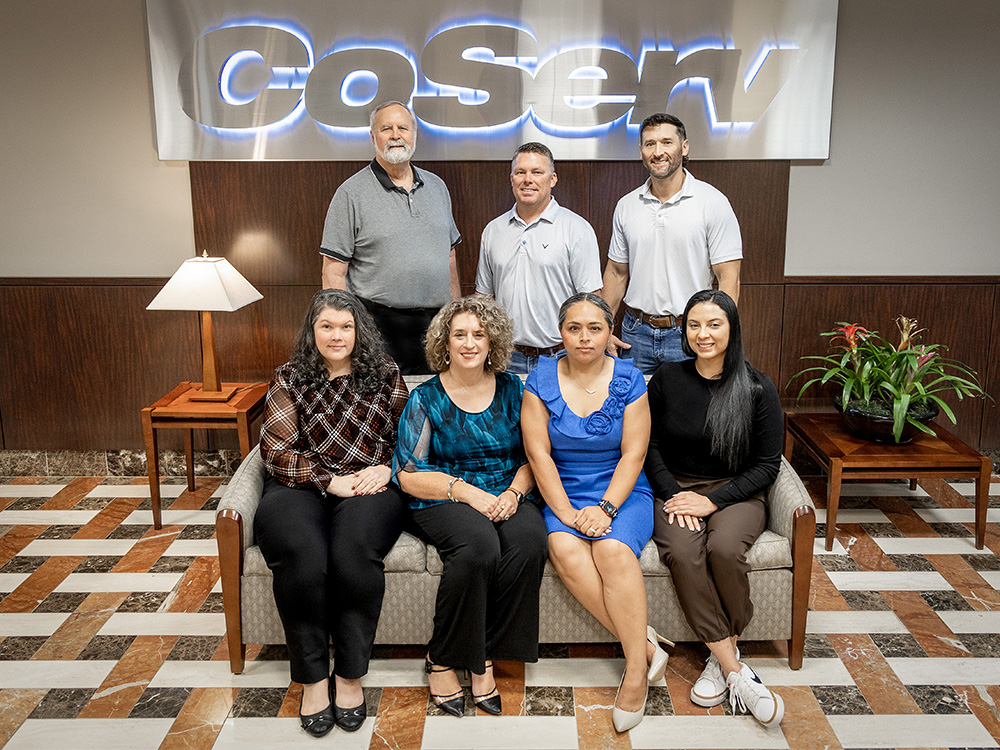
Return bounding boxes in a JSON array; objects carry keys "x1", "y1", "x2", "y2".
[{"x1": 320, "y1": 101, "x2": 461, "y2": 373}]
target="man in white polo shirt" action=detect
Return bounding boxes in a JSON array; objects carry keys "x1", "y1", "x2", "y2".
[
  {"x1": 602, "y1": 113, "x2": 742, "y2": 374},
  {"x1": 476, "y1": 142, "x2": 602, "y2": 374}
]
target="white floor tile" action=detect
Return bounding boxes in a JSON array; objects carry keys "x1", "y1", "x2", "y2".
[
  {"x1": 122, "y1": 509, "x2": 216, "y2": 525},
  {"x1": 814, "y1": 509, "x2": 889, "y2": 524},
  {"x1": 6, "y1": 718, "x2": 174, "y2": 750},
  {"x1": 163, "y1": 539, "x2": 219, "y2": 556},
  {"x1": 54, "y1": 572, "x2": 184, "y2": 592},
  {"x1": 838, "y1": 483, "x2": 929, "y2": 497},
  {"x1": 0, "y1": 573, "x2": 30, "y2": 592},
  {"x1": 150, "y1": 659, "x2": 291, "y2": 687},
  {"x1": 18, "y1": 539, "x2": 137, "y2": 556},
  {"x1": 422, "y1": 716, "x2": 579, "y2": 750},
  {"x1": 947, "y1": 479, "x2": 1000, "y2": 497},
  {"x1": 0, "y1": 613, "x2": 69, "y2": 636},
  {"x1": 978, "y1": 571, "x2": 1000, "y2": 589},
  {"x1": 526, "y1": 657, "x2": 621, "y2": 686},
  {"x1": 364, "y1": 658, "x2": 432, "y2": 687},
  {"x1": 825, "y1": 571, "x2": 952, "y2": 591},
  {"x1": 888, "y1": 657, "x2": 1000, "y2": 685},
  {"x1": 806, "y1": 610, "x2": 908, "y2": 634},
  {"x1": 744, "y1": 657, "x2": 854, "y2": 685},
  {"x1": 0, "y1": 509, "x2": 99, "y2": 525},
  {"x1": 215, "y1": 717, "x2": 374, "y2": 749},
  {"x1": 98, "y1": 612, "x2": 225, "y2": 636},
  {"x1": 0, "y1": 485, "x2": 66, "y2": 497},
  {"x1": 915, "y1": 507, "x2": 999, "y2": 524},
  {"x1": 0, "y1": 660, "x2": 115, "y2": 688},
  {"x1": 937, "y1": 610, "x2": 1000, "y2": 633},
  {"x1": 814, "y1": 539, "x2": 849, "y2": 555},
  {"x1": 873, "y1": 537, "x2": 993, "y2": 555},
  {"x1": 628, "y1": 716, "x2": 789, "y2": 748},
  {"x1": 827, "y1": 713, "x2": 998, "y2": 748},
  {"x1": 85, "y1": 485, "x2": 186, "y2": 498}
]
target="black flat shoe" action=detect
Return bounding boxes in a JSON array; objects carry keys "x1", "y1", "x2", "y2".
[
  {"x1": 472, "y1": 661, "x2": 502, "y2": 715},
  {"x1": 299, "y1": 704, "x2": 335, "y2": 737},
  {"x1": 334, "y1": 701, "x2": 367, "y2": 732},
  {"x1": 425, "y1": 659, "x2": 465, "y2": 717}
]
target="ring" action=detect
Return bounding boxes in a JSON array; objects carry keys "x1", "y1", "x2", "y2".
[
  {"x1": 499, "y1": 502, "x2": 506, "y2": 510},
  {"x1": 588, "y1": 527, "x2": 596, "y2": 535},
  {"x1": 503, "y1": 515, "x2": 510, "y2": 521}
]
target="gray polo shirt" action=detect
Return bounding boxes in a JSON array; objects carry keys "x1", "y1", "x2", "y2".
[
  {"x1": 476, "y1": 198, "x2": 602, "y2": 348},
  {"x1": 321, "y1": 160, "x2": 461, "y2": 308}
]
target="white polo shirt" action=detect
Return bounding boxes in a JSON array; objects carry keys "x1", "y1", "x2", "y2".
[
  {"x1": 476, "y1": 198, "x2": 602, "y2": 348},
  {"x1": 608, "y1": 170, "x2": 742, "y2": 317}
]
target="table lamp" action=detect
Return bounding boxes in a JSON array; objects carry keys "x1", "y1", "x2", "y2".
[{"x1": 147, "y1": 251, "x2": 263, "y2": 401}]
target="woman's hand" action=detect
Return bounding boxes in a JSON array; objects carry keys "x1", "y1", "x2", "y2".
[
  {"x1": 326, "y1": 474, "x2": 358, "y2": 497},
  {"x1": 496, "y1": 490, "x2": 520, "y2": 521},
  {"x1": 663, "y1": 491, "x2": 718, "y2": 531},
  {"x1": 465, "y1": 487, "x2": 509, "y2": 521},
  {"x1": 352, "y1": 465, "x2": 391, "y2": 495},
  {"x1": 668, "y1": 512, "x2": 703, "y2": 531},
  {"x1": 574, "y1": 505, "x2": 612, "y2": 538}
]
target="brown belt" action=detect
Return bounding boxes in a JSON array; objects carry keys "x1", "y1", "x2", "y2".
[
  {"x1": 626, "y1": 306, "x2": 682, "y2": 329},
  {"x1": 514, "y1": 343, "x2": 564, "y2": 357}
]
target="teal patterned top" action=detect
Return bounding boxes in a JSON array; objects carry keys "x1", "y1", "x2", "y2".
[{"x1": 394, "y1": 372, "x2": 528, "y2": 510}]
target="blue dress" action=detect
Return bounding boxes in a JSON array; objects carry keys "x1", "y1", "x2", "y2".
[{"x1": 525, "y1": 354, "x2": 653, "y2": 556}]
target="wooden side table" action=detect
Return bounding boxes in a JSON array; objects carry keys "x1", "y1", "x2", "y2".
[
  {"x1": 784, "y1": 412, "x2": 992, "y2": 551},
  {"x1": 141, "y1": 381, "x2": 268, "y2": 528}
]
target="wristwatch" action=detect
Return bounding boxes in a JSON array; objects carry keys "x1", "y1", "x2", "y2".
[
  {"x1": 504, "y1": 487, "x2": 526, "y2": 505},
  {"x1": 598, "y1": 498, "x2": 618, "y2": 519}
]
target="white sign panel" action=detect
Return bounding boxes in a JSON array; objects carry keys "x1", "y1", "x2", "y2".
[{"x1": 147, "y1": 0, "x2": 837, "y2": 160}]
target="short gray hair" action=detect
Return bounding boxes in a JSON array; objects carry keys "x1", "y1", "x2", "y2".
[{"x1": 369, "y1": 101, "x2": 417, "y2": 133}]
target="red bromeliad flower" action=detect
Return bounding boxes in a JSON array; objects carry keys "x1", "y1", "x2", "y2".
[
  {"x1": 915, "y1": 346, "x2": 936, "y2": 368},
  {"x1": 831, "y1": 323, "x2": 868, "y2": 350}
]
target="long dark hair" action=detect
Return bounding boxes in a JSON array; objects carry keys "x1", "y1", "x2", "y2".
[
  {"x1": 289, "y1": 289, "x2": 392, "y2": 393},
  {"x1": 680, "y1": 289, "x2": 762, "y2": 469}
]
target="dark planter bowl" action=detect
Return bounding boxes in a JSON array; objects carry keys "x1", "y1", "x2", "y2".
[{"x1": 834, "y1": 398, "x2": 940, "y2": 444}]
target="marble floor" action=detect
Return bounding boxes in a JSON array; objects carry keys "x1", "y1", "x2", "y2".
[{"x1": 1, "y1": 468, "x2": 999, "y2": 750}]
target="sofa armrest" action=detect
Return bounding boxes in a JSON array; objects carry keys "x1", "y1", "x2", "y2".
[
  {"x1": 217, "y1": 444, "x2": 265, "y2": 552},
  {"x1": 766, "y1": 456, "x2": 815, "y2": 541}
]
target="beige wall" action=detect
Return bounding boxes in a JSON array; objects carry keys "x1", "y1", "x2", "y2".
[{"x1": 2, "y1": 0, "x2": 998, "y2": 278}]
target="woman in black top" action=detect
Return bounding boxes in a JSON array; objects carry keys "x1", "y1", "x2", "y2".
[{"x1": 645, "y1": 290, "x2": 785, "y2": 728}]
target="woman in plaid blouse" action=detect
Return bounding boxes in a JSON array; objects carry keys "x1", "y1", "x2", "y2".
[{"x1": 254, "y1": 289, "x2": 409, "y2": 737}]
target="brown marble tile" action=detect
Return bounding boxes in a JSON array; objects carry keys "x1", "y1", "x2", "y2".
[
  {"x1": 169, "y1": 478, "x2": 224, "y2": 510},
  {"x1": 166, "y1": 556, "x2": 220, "y2": 613},
  {"x1": 0, "y1": 555, "x2": 83, "y2": 613},
  {"x1": 525, "y1": 686, "x2": 575, "y2": 716},
  {"x1": 3, "y1": 476, "x2": 47, "y2": 484},
  {"x1": 277, "y1": 681, "x2": 302, "y2": 718},
  {"x1": 918, "y1": 478, "x2": 973, "y2": 508},
  {"x1": 110, "y1": 525, "x2": 183, "y2": 573},
  {"x1": 370, "y1": 686, "x2": 427, "y2": 750},
  {"x1": 662, "y1": 645, "x2": 729, "y2": 716},
  {"x1": 574, "y1": 686, "x2": 630, "y2": 750},
  {"x1": 31, "y1": 592, "x2": 129, "y2": 661},
  {"x1": 159, "y1": 687, "x2": 237, "y2": 750},
  {"x1": 0, "y1": 688, "x2": 47, "y2": 746},
  {"x1": 874, "y1": 495, "x2": 939, "y2": 537},
  {"x1": 882, "y1": 590, "x2": 968, "y2": 658},
  {"x1": 46, "y1": 451, "x2": 107, "y2": 477},
  {"x1": 40, "y1": 478, "x2": 103, "y2": 510},
  {"x1": 841, "y1": 524, "x2": 897, "y2": 571},
  {"x1": 74, "y1": 497, "x2": 144, "y2": 540},
  {"x1": 0, "y1": 525, "x2": 46, "y2": 567},
  {"x1": 809, "y1": 558, "x2": 851, "y2": 612},
  {"x1": 927, "y1": 554, "x2": 1000, "y2": 611},
  {"x1": 826, "y1": 633, "x2": 921, "y2": 714},
  {"x1": 106, "y1": 450, "x2": 147, "y2": 477},
  {"x1": 775, "y1": 685, "x2": 843, "y2": 750},
  {"x1": 78, "y1": 634, "x2": 179, "y2": 718},
  {"x1": 28, "y1": 688, "x2": 95, "y2": 718},
  {"x1": 492, "y1": 659, "x2": 525, "y2": 716},
  {"x1": 960, "y1": 684, "x2": 1000, "y2": 745}
]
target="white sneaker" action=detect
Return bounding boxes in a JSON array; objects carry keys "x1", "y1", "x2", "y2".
[
  {"x1": 726, "y1": 664, "x2": 784, "y2": 727},
  {"x1": 690, "y1": 648, "x2": 738, "y2": 707}
]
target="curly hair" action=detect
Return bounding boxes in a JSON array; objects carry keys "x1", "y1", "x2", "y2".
[
  {"x1": 288, "y1": 289, "x2": 392, "y2": 393},
  {"x1": 424, "y1": 296, "x2": 514, "y2": 373}
]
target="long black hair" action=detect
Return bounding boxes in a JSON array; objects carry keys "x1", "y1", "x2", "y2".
[
  {"x1": 289, "y1": 289, "x2": 392, "y2": 393},
  {"x1": 680, "y1": 289, "x2": 762, "y2": 470}
]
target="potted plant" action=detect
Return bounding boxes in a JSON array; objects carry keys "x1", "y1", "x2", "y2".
[{"x1": 790, "y1": 316, "x2": 990, "y2": 443}]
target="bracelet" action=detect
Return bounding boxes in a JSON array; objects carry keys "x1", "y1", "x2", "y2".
[
  {"x1": 504, "y1": 487, "x2": 526, "y2": 505},
  {"x1": 447, "y1": 476, "x2": 465, "y2": 502},
  {"x1": 598, "y1": 498, "x2": 619, "y2": 519}
]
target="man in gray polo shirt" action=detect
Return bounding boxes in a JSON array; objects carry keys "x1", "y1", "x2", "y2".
[
  {"x1": 602, "y1": 113, "x2": 742, "y2": 375},
  {"x1": 476, "y1": 142, "x2": 602, "y2": 374},
  {"x1": 320, "y1": 101, "x2": 461, "y2": 374}
]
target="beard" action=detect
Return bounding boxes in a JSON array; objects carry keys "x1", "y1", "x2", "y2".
[{"x1": 381, "y1": 138, "x2": 415, "y2": 164}]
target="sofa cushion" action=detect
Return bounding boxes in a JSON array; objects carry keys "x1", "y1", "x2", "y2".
[{"x1": 244, "y1": 530, "x2": 428, "y2": 577}]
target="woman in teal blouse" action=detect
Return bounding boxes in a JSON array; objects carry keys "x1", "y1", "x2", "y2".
[{"x1": 395, "y1": 296, "x2": 546, "y2": 718}]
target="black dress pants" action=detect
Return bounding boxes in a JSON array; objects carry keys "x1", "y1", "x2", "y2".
[
  {"x1": 410, "y1": 500, "x2": 548, "y2": 673},
  {"x1": 359, "y1": 298, "x2": 438, "y2": 375},
  {"x1": 254, "y1": 474, "x2": 406, "y2": 684}
]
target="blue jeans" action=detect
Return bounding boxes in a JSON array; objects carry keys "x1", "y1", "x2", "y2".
[
  {"x1": 619, "y1": 310, "x2": 690, "y2": 375},
  {"x1": 507, "y1": 349, "x2": 556, "y2": 375}
]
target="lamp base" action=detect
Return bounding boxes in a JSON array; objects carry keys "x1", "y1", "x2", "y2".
[{"x1": 189, "y1": 384, "x2": 238, "y2": 402}]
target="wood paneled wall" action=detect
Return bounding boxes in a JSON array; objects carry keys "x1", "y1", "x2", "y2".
[{"x1": 1, "y1": 160, "x2": 996, "y2": 451}]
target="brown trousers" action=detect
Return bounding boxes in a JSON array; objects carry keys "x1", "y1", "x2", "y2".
[{"x1": 652, "y1": 476, "x2": 766, "y2": 644}]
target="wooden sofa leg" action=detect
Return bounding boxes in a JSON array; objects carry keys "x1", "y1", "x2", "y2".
[
  {"x1": 216, "y1": 509, "x2": 246, "y2": 674},
  {"x1": 788, "y1": 504, "x2": 816, "y2": 670}
]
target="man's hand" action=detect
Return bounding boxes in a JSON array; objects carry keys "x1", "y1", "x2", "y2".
[{"x1": 606, "y1": 334, "x2": 630, "y2": 357}]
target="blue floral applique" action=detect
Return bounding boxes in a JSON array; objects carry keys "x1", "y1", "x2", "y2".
[{"x1": 583, "y1": 376, "x2": 630, "y2": 434}]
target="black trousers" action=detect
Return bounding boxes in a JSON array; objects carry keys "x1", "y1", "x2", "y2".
[
  {"x1": 359, "y1": 297, "x2": 439, "y2": 375},
  {"x1": 410, "y1": 501, "x2": 548, "y2": 673},
  {"x1": 254, "y1": 474, "x2": 406, "y2": 684}
]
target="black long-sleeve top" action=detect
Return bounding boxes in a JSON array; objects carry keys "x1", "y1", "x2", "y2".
[{"x1": 645, "y1": 358, "x2": 783, "y2": 509}]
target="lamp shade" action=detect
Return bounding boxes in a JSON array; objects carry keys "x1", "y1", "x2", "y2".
[{"x1": 147, "y1": 254, "x2": 262, "y2": 312}]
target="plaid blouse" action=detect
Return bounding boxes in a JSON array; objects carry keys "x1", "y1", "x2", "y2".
[{"x1": 261, "y1": 362, "x2": 409, "y2": 494}]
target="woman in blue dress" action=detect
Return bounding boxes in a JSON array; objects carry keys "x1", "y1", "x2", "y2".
[
  {"x1": 522, "y1": 292, "x2": 670, "y2": 733},
  {"x1": 395, "y1": 296, "x2": 547, "y2": 718}
]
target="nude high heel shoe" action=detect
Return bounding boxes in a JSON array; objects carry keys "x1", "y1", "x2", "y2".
[
  {"x1": 612, "y1": 670, "x2": 647, "y2": 733},
  {"x1": 646, "y1": 625, "x2": 674, "y2": 683}
]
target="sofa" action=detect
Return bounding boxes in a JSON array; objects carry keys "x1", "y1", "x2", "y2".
[{"x1": 216, "y1": 444, "x2": 815, "y2": 674}]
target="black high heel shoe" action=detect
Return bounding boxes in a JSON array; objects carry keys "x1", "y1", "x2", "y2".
[
  {"x1": 333, "y1": 701, "x2": 366, "y2": 732},
  {"x1": 425, "y1": 659, "x2": 465, "y2": 717},
  {"x1": 299, "y1": 685, "x2": 336, "y2": 738},
  {"x1": 471, "y1": 661, "x2": 502, "y2": 715}
]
